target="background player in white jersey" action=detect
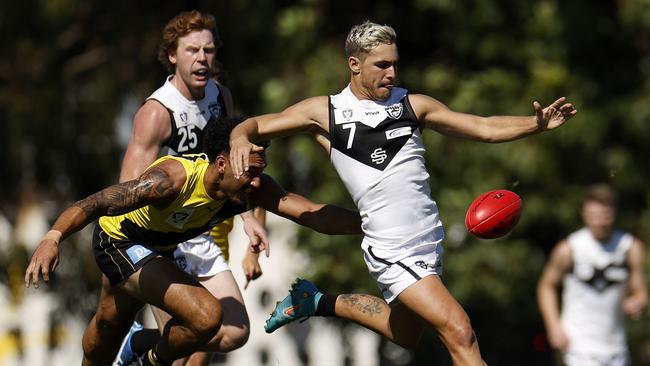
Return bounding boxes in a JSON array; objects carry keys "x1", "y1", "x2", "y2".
[
  {"x1": 229, "y1": 21, "x2": 577, "y2": 366},
  {"x1": 537, "y1": 184, "x2": 647, "y2": 366},
  {"x1": 114, "y1": 11, "x2": 266, "y2": 366}
]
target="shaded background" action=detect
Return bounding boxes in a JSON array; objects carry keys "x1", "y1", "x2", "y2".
[{"x1": 1, "y1": 0, "x2": 650, "y2": 365}]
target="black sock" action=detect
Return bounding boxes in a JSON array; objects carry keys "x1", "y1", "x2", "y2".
[
  {"x1": 141, "y1": 348, "x2": 171, "y2": 366},
  {"x1": 315, "y1": 294, "x2": 339, "y2": 317},
  {"x1": 131, "y1": 329, "x2": 161, "y2": 355}
]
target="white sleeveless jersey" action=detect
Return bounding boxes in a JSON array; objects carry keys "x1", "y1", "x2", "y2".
[
  {"x1": 146, "y1": 76, "x2": 230, "y2": 275},
  {"x1": 328, "y1": 85, "x2": 444, "y2": 251},
  {"x1": 561, "y1": 227, "x2": 632, "y2": 355},
  {"x1": 147, "y1": 76, "x2": 226, "y2": 155}
]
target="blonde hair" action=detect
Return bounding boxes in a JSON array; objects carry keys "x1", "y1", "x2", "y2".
[{"x1": 345, "y1": 21, "x2": 396, "y2": 58}]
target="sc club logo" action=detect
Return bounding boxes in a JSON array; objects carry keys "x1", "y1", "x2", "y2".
[
  {"x1": 385, "y1": 103, "x2": 403, "y2": 119},
  {"x1": 209, "y1": 103, "x2": 222, "y2": 119},
  {"x1": 371, "y1": 148, "x2": 388, "y2": 165}
]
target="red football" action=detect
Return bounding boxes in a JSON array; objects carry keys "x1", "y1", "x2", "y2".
[{"x1": 465, "y1": 189, "x2": 522, "y2": 239}]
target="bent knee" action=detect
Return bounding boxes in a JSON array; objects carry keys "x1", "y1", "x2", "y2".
[
  {"x1": 82, "y1": 318, "x2": 129, "y2": 361},
  {"x1": 443, "y1": 317, "x2": 477, "y2": 349},
  {"x1": 218, "y1": 327, "x2": 250, "y2": 352},
  {"x1": 190, "y1": 303, "x2": 223, "y2": 341}
]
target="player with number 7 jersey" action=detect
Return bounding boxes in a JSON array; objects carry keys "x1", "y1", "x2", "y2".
[{"x1": 229, "y1": 20, "x2": 576, "y2": 366}]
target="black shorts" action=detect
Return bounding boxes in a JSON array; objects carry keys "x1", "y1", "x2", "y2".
[{"x1": 92, "y1": 224, "x2": 174, "y2": 285}]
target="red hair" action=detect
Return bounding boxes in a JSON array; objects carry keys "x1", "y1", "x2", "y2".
[{"x1": 157, "y1": 10, "x2": 220, "y2": 73}]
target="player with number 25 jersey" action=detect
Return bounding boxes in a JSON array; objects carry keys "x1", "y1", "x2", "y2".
[{"x1": 147, "y1": 75, "x2": 227, "y2": 155}]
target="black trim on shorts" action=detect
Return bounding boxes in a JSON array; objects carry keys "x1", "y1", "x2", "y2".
[{"x1": 367, "y1": 246, "x2": 422, "y2": 280}]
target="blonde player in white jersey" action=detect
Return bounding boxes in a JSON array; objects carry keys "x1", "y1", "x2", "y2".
[
  {"x1": 230, "y1": 21, "x2": 577, "y2": 366},
  {"x1": 538, "y1": 184, "x2": 647, "y2": 366},
  {"x1": 113, "y1": 11, "x2": 266, "y2": 366}
]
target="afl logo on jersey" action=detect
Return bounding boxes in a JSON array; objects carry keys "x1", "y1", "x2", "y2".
[
  {"x1": 179, "y1": 112, "x2": 188, "y2": 123},
  {"x1": 166, "y1": 208, "x2": 195, "y2": 229},
  {"x1": 209, "y1": 103, "x2": 222, "y2": 119},
  {"x1": 385, "y1": 103, "x2": 403, "y2": 119},
  {"x1": 342, "y1": 109, "x2": 353, "y2": 120}
]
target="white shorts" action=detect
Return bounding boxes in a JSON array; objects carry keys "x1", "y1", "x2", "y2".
[
  {"x1": 362, "y1": 240, "x2": 443, "y2": 303},
  {"x1": 564, "y1": 350, "x2": 629, "y2": 366},
  {"x1": 173, "y1": 233, "x2": 230, "y2": 278}
]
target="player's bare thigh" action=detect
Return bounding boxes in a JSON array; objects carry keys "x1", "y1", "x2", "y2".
[
  {"x1": 397, "y1": 275, "x2": 470, "y2": 331},
  {"x1": 119, "y1": 257, "x2": 221, "y2": 324},
  {"x1": 151, "y1": 270, "x2": 249, "y2": 350},
  {"x1": 199, "y1": 270, "x2": 249, "y2": 331}
]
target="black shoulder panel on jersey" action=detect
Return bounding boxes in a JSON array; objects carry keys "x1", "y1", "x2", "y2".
[
  {"x1": 215, "y1": 83, "x2": 228, "y2": 117},
  {"x1": 402, "y1": 93, "x2": 423, "y2": 133},
  {"x1": 328, "y1": 95, "x2": 335, "y2": 157},
  {"x1": 330, "y1": 95, "x2": 419, "y2": 171}
]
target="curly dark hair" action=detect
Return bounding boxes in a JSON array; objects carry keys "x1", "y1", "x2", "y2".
[
  {"x1": 203, "y1": 116, "x2": 269, "y2": 162},
  {"x1": 203, "y1": 116, "x2": 242, "y2": 162}
]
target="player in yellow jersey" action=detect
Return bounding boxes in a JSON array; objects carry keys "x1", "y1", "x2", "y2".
[
  {"x1": 24, "y1": 117, "x2": 362, "y2": 366},
  {"x1": 115, "y1": 10, "x2": 266, "y2": 366}
]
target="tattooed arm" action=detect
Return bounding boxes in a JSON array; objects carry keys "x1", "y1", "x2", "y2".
[{"x1": 25, "y1": 159, "x2": 184, "y2": 288}]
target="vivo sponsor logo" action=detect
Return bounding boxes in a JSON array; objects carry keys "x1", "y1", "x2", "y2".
[
  {"x1": 365, "y1": 110, "x2": 380, "y2": 116},
  {"x1": 385, "y1": 126, "x2": 412, "y2": 140},
  {"x1": 126, "y1": 245, "x2": 153, "y2": 264}
]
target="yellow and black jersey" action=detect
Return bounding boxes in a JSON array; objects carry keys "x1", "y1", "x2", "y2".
[{"x1": 99, "y1": 154, "x2": 247, "y2": 251}]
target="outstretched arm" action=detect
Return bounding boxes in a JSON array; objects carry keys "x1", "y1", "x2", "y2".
[
  {"x1": 251, "y1": 175, "x2": 361, "y2": 235},
  {"x1": 622, "y1": 238, "x2": 648, "y2": 319},
  {"x1": 537, "y1": 240, "x2": 572, "y2": 351},
  {"x1": 24, "y1": 160, "x2": 183, "y2": 288},
  {"x1": 229, "y1": 96, "x2": 330, "y2": 178},
  {"x1": 410, "y1": 94, "x2": 577, "y2": 143}
]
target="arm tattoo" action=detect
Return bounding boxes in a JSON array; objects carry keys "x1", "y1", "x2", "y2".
[
  {"x1": 340, "y1": 294, "x2": 387, "y2": 316},
  {"x1": 74, "y1": 167, "x2": 177, "y2": 219}
]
